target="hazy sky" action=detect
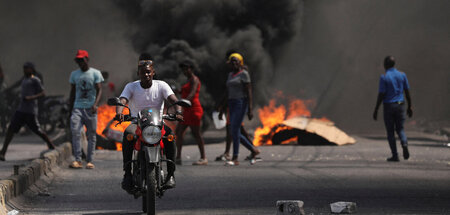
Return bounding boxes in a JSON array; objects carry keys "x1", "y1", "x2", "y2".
[{"x1": 1, "y1": 0, "x2": 448, "y2": 132}]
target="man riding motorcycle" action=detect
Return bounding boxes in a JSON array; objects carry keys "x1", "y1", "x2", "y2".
[{"x1": 116, "y1": 53, "x2": 183, "y2": 193}]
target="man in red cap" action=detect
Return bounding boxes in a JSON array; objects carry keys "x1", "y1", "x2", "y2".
[{"x1": 68, "y1": 50, "x2": 103, "y2": 169}]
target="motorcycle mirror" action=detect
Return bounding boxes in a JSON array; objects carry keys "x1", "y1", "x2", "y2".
[
  {"x1": 176, "y1": 99, "x2": 192, "y2": 107},
  {"x1": 107, "y1": 97, "x2": 123, "y2": 106}
]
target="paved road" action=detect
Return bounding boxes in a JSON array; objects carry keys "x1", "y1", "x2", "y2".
[{"x1": 10, "y1": 131, "x2": 450, "y2": 214}]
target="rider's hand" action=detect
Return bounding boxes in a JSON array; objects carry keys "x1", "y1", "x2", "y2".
[
  {"x1": 175, "y1": 111, "x2": 184, "y2": 121},
  {"x1": 115, "y1": 113, "x2": 124, "y2": 122}
]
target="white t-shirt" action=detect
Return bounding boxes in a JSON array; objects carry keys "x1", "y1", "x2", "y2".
[{"x1": 119, "y1": 80, "x2": 174, "y2": 117}]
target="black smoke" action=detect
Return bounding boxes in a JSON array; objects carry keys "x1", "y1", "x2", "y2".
[
  {"x1": 116, "y1": 0, "x2": 450, "y2": 133},
  {"x1": 115, "y1": 0, "x2": 303, "y2": 108}
]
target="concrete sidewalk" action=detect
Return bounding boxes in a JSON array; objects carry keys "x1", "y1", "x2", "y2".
[{"x1": 0, "y1": 129, "x2": 72, "y2": 214}]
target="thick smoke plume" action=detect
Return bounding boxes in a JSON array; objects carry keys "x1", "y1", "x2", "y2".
[
  {"x1": 1, "y1": 0, "x2": 448, "y2": 134},
  {"x1": 115, "y1": 0, "x2": 303, "y2": 109}
]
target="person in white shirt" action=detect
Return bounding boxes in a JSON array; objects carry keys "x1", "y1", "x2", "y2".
[{"x1": 116, "y1": 53, "x2": 183, "y2": 193}]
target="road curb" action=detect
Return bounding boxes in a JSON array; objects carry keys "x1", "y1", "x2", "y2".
[{"x1": 0, "y1": 142, "x2": 72, "y2": 207}]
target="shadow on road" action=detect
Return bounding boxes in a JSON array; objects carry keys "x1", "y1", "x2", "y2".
[
  {"x1": 362, "y1": 136, "x2": 445, "y2": 143},
  {"x1": 84, "y1": 213, "x2": 142, "y2": 215}
]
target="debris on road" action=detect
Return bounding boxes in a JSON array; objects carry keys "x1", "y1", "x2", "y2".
[
  {"x1": 7, "y1": 210, "x2": 19, "y2": 215},
  {"x1": 330, "y1": 201, "x2": 357, "y2": 214},
  {"x1": 276, "y1": 200, "x2": 305, "y2": 215},
  {"x1": 281, "y1": 117, "x2": 356, "y2": 146}
]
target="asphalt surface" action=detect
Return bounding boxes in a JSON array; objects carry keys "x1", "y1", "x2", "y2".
[{"x1": 5, "y1": 130, "x2": 450, "y2": 214}]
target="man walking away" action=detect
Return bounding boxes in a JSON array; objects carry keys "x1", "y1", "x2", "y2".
[
  {"x1": 69, "y1": 50, "x2": 103, "y2": 169},
  {"x1": 373, "y1": 56, "x2": 413, "y2": 162},
  {"x1": 0, "y1": 62, "x2": 55, "y2": 161}
]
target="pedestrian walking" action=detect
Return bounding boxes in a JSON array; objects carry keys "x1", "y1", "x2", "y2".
[
  {"x1": 0, "y1": 62, "x2": 55, "y2": 161},
  {"x1": 219, "y1": 52, "x2": 259, "y2": 166},
  {"x1": 175, "y1": 60, "x2": 207, "y2": 165},
  {"x1": 373, "y1": 56, "x2": 412, "y2": 162},
  {"x1": 216, "y1": 50, "x2": 259, "y2": 163},
  {"x1": 68, "y1": 50, "x2": 103, "y2": 169}
]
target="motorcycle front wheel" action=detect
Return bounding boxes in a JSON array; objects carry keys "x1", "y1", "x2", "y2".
[{"x1": 144, "y1": 163, "x2": 156, "y2": 215}]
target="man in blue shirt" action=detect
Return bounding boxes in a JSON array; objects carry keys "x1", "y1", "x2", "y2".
[{"x1": 373, "y1": 56, "x2": 413, "y2": 162}]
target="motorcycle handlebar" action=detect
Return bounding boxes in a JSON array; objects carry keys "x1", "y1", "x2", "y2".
[
  {"x1": 114, "y1": 114, "x2": 182, "y2": 122},
  {"x1": 113, "y1": 114, "x2": 135, "y2": 122},
  {"x1": 162, "y1": 114, "x2": 183, "y2": 122}
]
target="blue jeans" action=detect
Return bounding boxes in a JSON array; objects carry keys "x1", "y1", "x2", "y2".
[
  {"x1": 383, "y1": 103, "x2": 408, "y2": 157},
  {"x1": 228, "y1": 98, "x2": 254, "y2": 158},
  {"x1": 71, "y1": 108, "x2": 97, "y2": 162}
]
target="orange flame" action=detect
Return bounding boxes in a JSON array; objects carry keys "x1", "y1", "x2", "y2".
[
  {"x1": 96, "y1": 104, "x2": 130, "y2": 151},
  {"x1": 253, "y1": 92, "x2": 314, "y2": 146}
]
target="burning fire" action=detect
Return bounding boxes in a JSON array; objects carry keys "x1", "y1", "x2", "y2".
[
  {"x1": 96, "y1": 104, "x2": 130, "y2": 151},
  {"x1": 253, "y1": 92, "x2": 317, "y2": 146}
]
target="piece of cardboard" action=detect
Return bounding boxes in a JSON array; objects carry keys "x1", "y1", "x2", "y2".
[{"x1": 282, "y1": 117, "x2": 356, "y2": 145}]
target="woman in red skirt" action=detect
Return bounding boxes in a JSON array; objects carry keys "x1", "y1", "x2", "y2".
[{"x1": 175, "y1": 60, "x2": 207, "y2": 165}]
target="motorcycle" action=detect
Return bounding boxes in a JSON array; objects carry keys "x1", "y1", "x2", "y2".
[
  {"x1": 107, "y1": 97, "x2": 191, "y2": 215},
  {"x1": 39, "y1": 95, "x2": 69, "y2": 134}
]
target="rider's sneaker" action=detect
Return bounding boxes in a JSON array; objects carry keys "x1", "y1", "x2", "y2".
[
  {"x1": 69, "y1": 161, "x2": 82, "y2": 169},
  {"x1": 121, "y1": 174, "x2": 134, "y2": 193},
  {"x1": 0, "y1": 153, "x2": 5, "y2": 161},
  {"x1": 192, "y1": 158, "x2": 208, "y2": 165},
  {"x1": 163, "y1": 176, "x2": 176, "y2": 189}
]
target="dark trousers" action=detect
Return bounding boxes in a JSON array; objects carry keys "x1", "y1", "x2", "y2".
[
  {"x1": 383, "y1": 102, "x2": 408, "y2": 157},
  {"x1": 122, "y1": 123, "x2": 176, "y2": 177}
]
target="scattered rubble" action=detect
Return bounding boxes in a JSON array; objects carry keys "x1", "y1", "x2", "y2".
[
  {"x1": 330, "y1": 201, "x2": 357, "y2": 214},
  {"x1": 276, "y1": 200, "x2": 305, "y2": 215}
]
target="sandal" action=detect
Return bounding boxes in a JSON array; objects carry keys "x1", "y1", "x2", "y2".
[
  {"x1": 192, "y1": 158, "x2": 208, "y2": 165},
  {"x1": 86, "y1": 162, "x2": 95, "y2": 169},
  {"x1": 69, "y1": 161, "x2": 82, "y2": 169}
]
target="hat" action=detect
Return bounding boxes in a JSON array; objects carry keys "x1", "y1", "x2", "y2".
[
  {"x1": 23, "y1": 62, "x2": 35, "y2": 69},
  {"x1": 75, "y1": 50, "x2": 89, "y2": 59},
  {"x1": 179, "y1": 60, "x2": 194, "y2": 68},
  {"x1": 228, "y1": 53, "x2": 244, "y2": 65}
]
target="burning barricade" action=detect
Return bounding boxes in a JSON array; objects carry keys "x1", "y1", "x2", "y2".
[
  {"x1": 96, "y1": 104, "x2": 130, "y2": 151},
  {"x1": 253, "y1": 93, "x2": 355, "y2": 146}
]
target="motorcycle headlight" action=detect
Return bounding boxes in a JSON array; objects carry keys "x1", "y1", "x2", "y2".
[{"x1": 142, "y1": 126, "x2": 161, "y2": 144}]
